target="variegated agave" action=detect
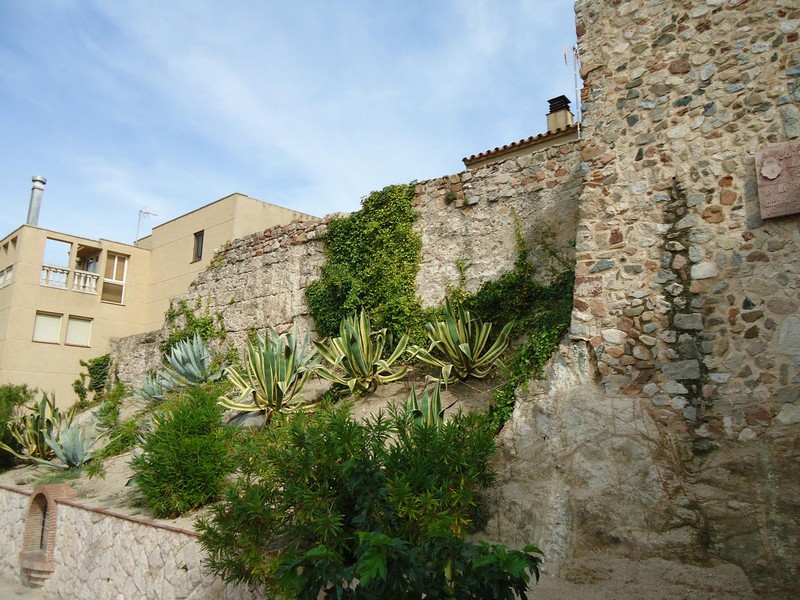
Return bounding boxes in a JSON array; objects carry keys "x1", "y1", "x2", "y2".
[
  {"x1": 219, "y1": 324, "x2": 319, "y2": 423},
  {"x1": 409, "y1": 299, "x2": 513, "y2": 383},
  {"x1": 314, "y1": 310, "x2": 409, "y2": 395}
]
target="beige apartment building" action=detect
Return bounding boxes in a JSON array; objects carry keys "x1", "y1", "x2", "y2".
[{"x1": 0, "y1": 189, "x2": 311, "y2": 405}]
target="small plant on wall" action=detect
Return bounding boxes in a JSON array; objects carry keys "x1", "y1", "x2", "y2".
[{"x1": 305, "y1": 183, "x2": 424, "y2": 342}]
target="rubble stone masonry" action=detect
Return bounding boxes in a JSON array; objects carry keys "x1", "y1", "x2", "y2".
[{"x1": 570, "y1": 0, "x2": 799, "y2": 593}]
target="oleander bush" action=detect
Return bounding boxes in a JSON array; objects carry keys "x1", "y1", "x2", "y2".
[
  {"x1": 132, "y1": 385, "x2": 236, "y2": 518},
  {"x1": 0, "y1": 383, "x2": 36, "y2": 469},
  {"x1": 197, "y1": 402, "x2": 542, "y2": 599}
]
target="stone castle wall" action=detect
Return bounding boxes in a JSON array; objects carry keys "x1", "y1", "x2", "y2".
[
  {"x1": 112, "y1": 141, "x2": 582, "y2": 386},
  {"x1": 106, "y1": 0, "x2": 799, "y2": 595},
  {"x1": 560, "y1": 0, "x2": 798, "y2": 593}
]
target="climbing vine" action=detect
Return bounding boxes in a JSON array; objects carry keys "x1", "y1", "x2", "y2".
[
  {"x1": 457, "y1": 225, "x2": 575, "y2": 433},
  {"x1": 161, "y1": 299, "x2": 226, "y2": 354},
  {"x1": 305, "y1": 183, "x2": 423, "y2": 340}
]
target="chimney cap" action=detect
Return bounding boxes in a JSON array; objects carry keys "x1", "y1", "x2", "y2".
[
  {"x1": 32, "y1": 176, "x2": 47, "y2": 185},
  {"x1": 547, "y1": 95, "x2": 571, "y2": 113}
]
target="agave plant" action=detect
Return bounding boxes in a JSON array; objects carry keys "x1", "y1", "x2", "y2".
[
  {"x1": 34, "y1": 421, "x2": 98, "y2": 470},
  {"x1": 314, "y1": 310, "x2": 409, "y2": 395},
  {"x1": 161, "y1": 333, "x2": 224, "y2": 388},
  {"x1": 407, "y1": 380, "x2": 456, "y2": 427},
  {"x1": 0, "y1": 392, "x2": 75, "y2": 461},
  {"x1": 132, "y1": 372, "x2": 171, "y2": 406},
  {"x1": 220, "y1": 324, "x2": 319, "y2": 423},
  {"x1": 409, "y1": 299, "x2": 513, "y2": 383}
]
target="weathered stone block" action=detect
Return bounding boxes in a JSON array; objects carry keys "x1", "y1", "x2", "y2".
[{"x1": 661, "y1": 360, "x2": 701, "y2": 380}]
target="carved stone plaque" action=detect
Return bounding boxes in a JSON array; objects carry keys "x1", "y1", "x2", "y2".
[{"x1": 756, "y1": 140, "x2": 800, "y2": 219}]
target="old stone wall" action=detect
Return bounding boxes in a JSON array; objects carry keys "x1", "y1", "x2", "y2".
[
  {"x1": 563, "y1": 0, "x2": 799, "y2": 594},
  {"x1": 113, "y1": 143, "x2": 582, "y2": 387},
  {"x1": 0, "y1": 485, "x2": 28, "y2": 581},
  {"x1": 0, "y1": 485, "x2": 260, "y2": 599},
  {"x1": 414, "y1": 140, "x2": 582, "y2": 306}
]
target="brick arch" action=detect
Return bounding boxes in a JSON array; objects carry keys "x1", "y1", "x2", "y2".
[{"x1": 19, "y1": 483, "x2": 75, "y2": 587}]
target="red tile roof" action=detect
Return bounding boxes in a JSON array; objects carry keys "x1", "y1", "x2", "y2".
[{"x1": 462, "y1": 124, "x2": 579, "y2": 167}]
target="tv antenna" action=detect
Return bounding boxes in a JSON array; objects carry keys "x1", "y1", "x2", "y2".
[{"x1": 135, "y1": 209, "x2": 157, "y2": 245}]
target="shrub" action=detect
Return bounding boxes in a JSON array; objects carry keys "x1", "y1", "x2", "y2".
[
  {"x1": 305, "y1": 183, "x2": 424, "y2": 342},
  {"x1": 197, "y1": 403, "x2": 542, "y2": 598},
  {"x1": 0, "y1": 384, "x2": 36, "y2": 469},
  {"x1": 132, "y1": 386, "x2": 235, "y2": 518}
]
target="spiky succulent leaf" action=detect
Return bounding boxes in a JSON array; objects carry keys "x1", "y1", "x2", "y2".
[
  {"x1": 36, "y1": 421, "x2": 98, "y2": 470},
  {"x1": 410, "y1": 299, "x2": 513, "y2": 383},
  {"x1": 313, "y1": 310, "x2": 409, "y2": 395},
  {"x1": 220, "y1": 324, "x2": 319, "y2": 422},
  {"x1": 161, "y1": 333, "x2": 224, "y2": 388}
]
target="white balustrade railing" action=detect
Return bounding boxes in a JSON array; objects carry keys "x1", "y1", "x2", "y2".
[
  {"x1": 40, "y1": 265, "x2": 69, "y2": 289},
  {"x1": 72, "y1": 270, "x2": 99, "y2": 294}
]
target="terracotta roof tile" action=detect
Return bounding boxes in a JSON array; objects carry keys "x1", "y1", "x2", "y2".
[{"x1": 462, "y1": 124, "x2": 579, "y2": 166}]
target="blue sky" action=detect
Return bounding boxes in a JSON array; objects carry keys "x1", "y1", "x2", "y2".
[{"x1": 0, "y1": 1, "x2": 577, "y2": 245}]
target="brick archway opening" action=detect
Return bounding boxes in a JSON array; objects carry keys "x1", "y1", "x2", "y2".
[{"x1": 19, "y1": 483, "x2": 75, "y2": 587}]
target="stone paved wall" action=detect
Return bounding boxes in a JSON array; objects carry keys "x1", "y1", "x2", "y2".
[
  {"x1": 414, "y1": 141, "x2": 582, "y2": 306},
  {"x1": 113, "y1": 144, "x2": 582, "y2": 386},
  {"x1": 567, "y1": 0, "x2": 799, "y2": 593},
  {"x1": 0, "y1": 486, "x2": 28, "y2": 581},
  {"x1": 0, "y1": 486, "x2": 260, "y2": 599}
]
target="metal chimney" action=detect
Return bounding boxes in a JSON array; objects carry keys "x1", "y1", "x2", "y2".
[{"x1": 27, "y1": 176, "x2": 47, "y2": 226}]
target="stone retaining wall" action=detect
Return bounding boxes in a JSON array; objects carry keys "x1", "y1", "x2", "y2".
[
  {"x1": 0, "y1": 484, "x2": 259, "y2": 599},
  {"x1": 112, "y1": 142, "x2": 582, "y2": 387}
]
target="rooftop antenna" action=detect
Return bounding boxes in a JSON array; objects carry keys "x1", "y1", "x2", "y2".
[
  {"x1": 135, "y1": 209, "x2": 157, "y2": 245},
  {"x1": 564, "y1": 45, "x2": 582, "y2": 136}
]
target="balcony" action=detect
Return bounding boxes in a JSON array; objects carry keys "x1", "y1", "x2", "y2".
[
  {"x1": 72, "y1": 270, "x2": 99, "y2": 294},
  {"x1": 40, "y1": 265, "x2": 69, "y2": 289},
  {"x1": 39, "y1": 266, "x2": 100, "y2": 295}
]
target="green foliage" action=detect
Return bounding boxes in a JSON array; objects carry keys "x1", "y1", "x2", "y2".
[
  {"x1": 96, "y1": 416, "x2": 140, "y2": 459},
  {"x1": 161, "y1": 299, "x2": 225, "y2": 354},
  {"x1": 0, "y1": 392, "x2": 75, "y2": 462},
  {"x1": 197, "y1": 403, "x2": 541, "y2": 598},
  {"x1": 305, "y1": 183, "x2": 424, "y2": 341},
  {"x1": 220, "y1": 324, "x2": 319, "y2": 423},
  {"x1": 72, "y1": 354, "x2": 112, "y2": 407},
  {"x1": 314, "y1": 310, "x2": 409, "y2": 395},
  {"x1": 132, "y1": 386, "x2": 235, "y2": 518},
  {"x1": 407, "y1": 380, "x2": 453, "y2": 428},
  {"x1": 93, "y1": 382, "x2": 128, "y2": 429},
  {"x1": 449, "y1": 225, "x2": 575, "y2": 433},
  {"x1": 0, "y1": 384, "x2": 36, "y2": 469},
  {"x1": 34, "y1": 421, "x2": 98, "y2": 470},
  {"x1": 485, "y1": 324, "x2": 566, "y2": 434},
  {"x1": 463, "y1": 226, "x2": 573, "y2": 339},
  {"x1": 161, "y1": 333, "x2": 225, "y2": 388},
  {"x1": 410, "y1": 299, "x2": 513, "y2": 384}
]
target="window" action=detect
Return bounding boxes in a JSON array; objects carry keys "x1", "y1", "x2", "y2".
[
  {"x1": 101, "y1": 252, "x2": 128, "y2": 304},
  {"x1": 192, "y1": 230, "x2": 204, "y2": 262},
  {"x1": 65, "y1": 316, "x2": 92, "y2": 347},
  {"x1": 33, "y1": 312, "x2": 61, "y2": 344}
]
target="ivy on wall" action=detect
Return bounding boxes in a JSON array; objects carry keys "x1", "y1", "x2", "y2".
[
  {"x1": 161, "y1": 299, "x2": 226, "y2": 354},
  {"x1": 305, "y1": 183, "x2": 423, "y2": 340}
]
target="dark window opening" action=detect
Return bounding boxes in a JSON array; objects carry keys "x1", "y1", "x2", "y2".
[{"x1": 192, "y1": 231, "x2": 204, "y2": 262}]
